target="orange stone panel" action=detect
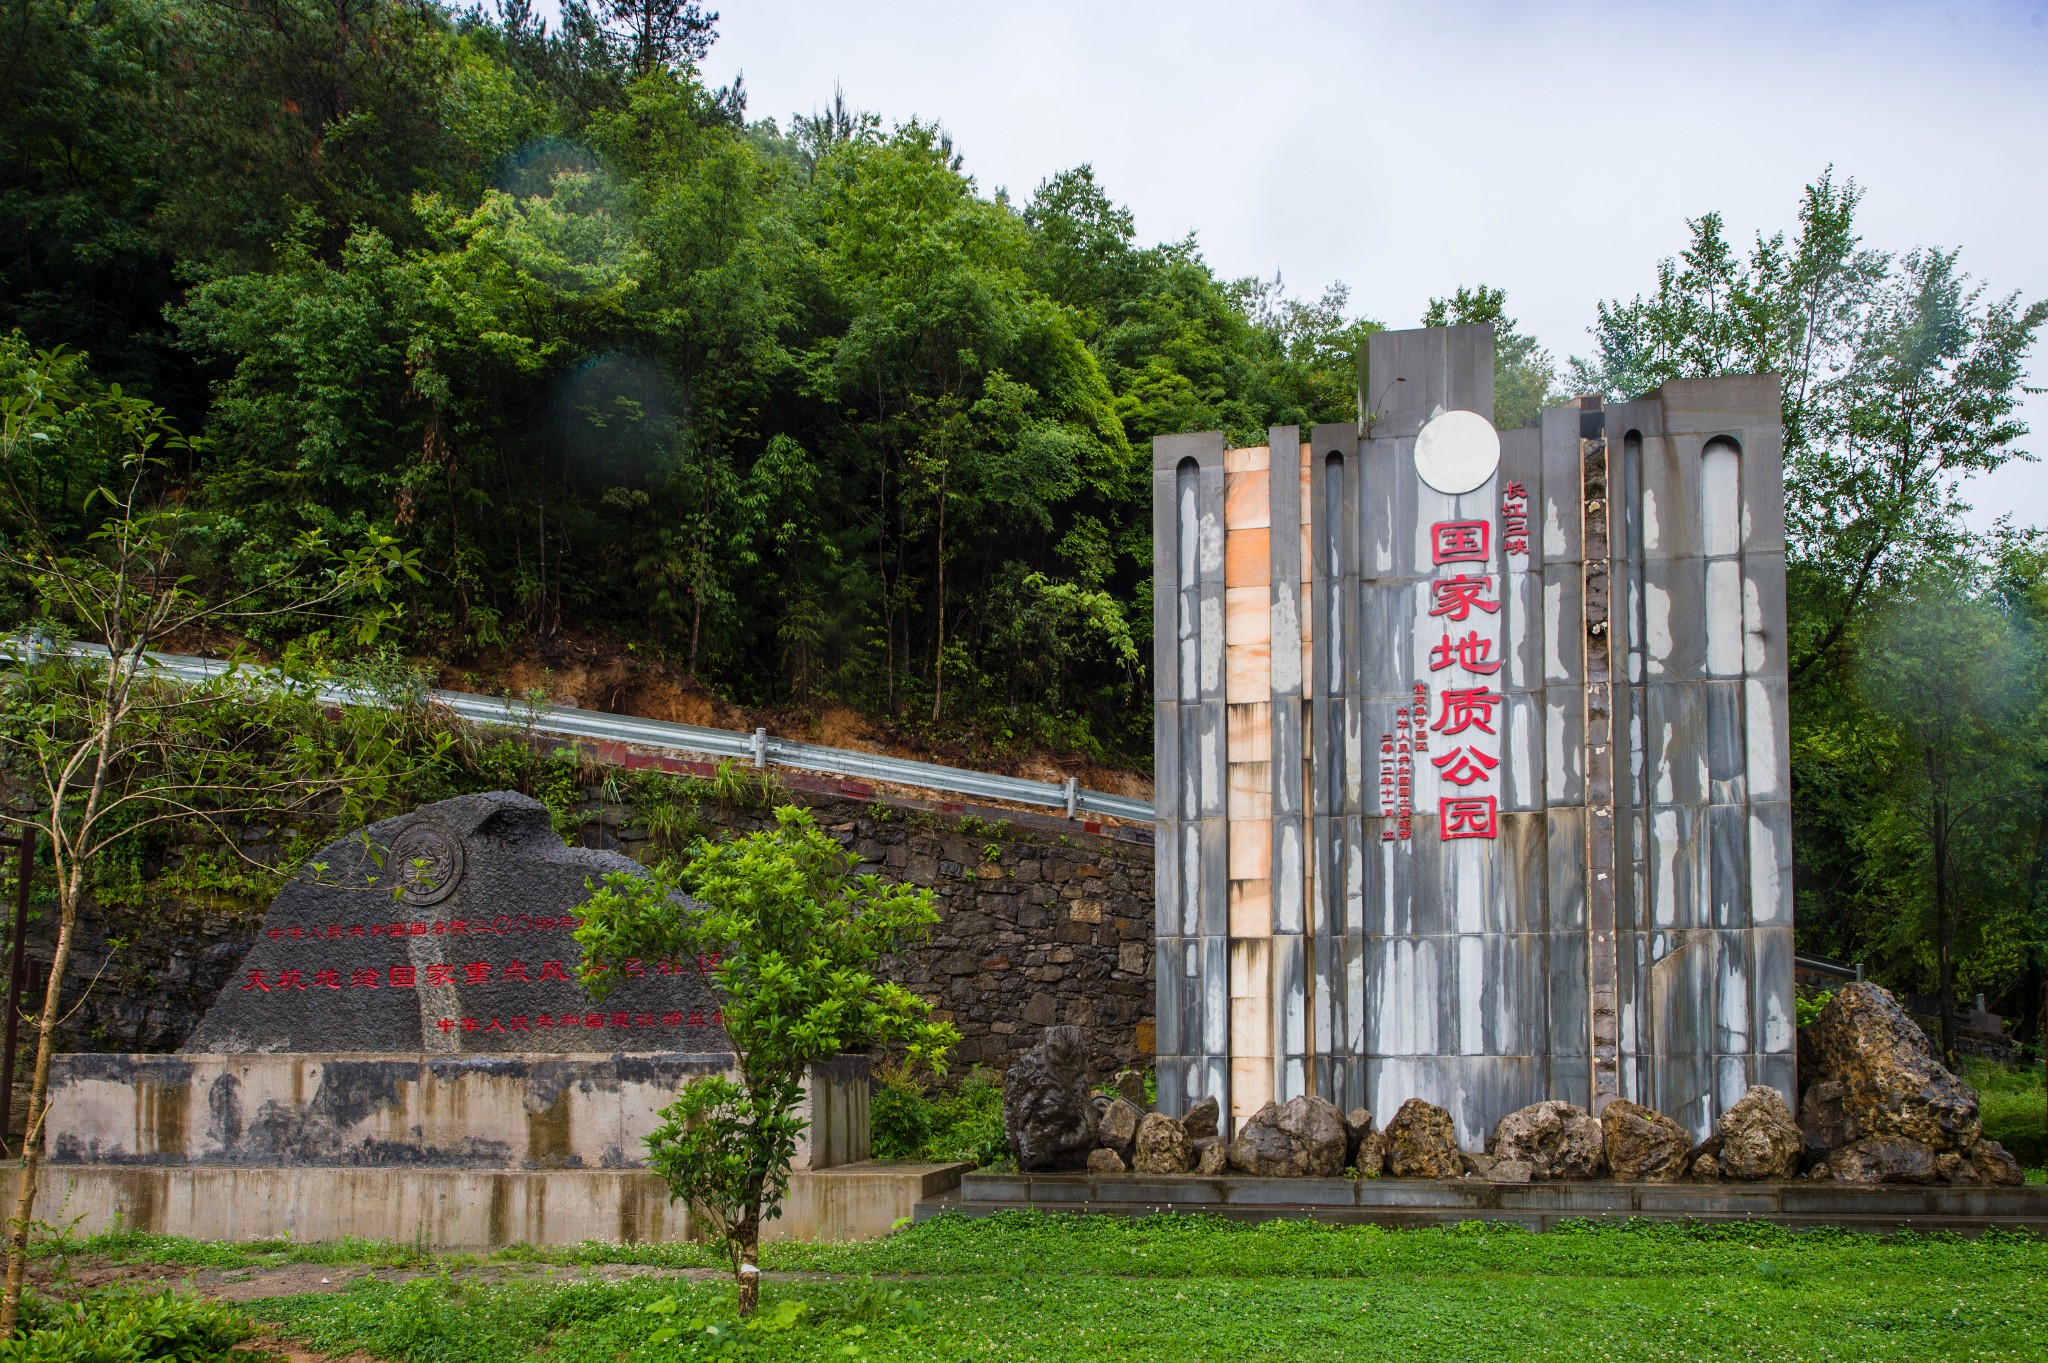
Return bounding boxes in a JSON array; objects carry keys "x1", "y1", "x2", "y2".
[
  {"x1": 1228, "y1": 817, "x2": 1272, "y2": 880},
  {"x1": 1224, "y1": 472, "x2": 1271, "y2": 531},
  {"x1": 1225, "y1": 528, "x2": 1271, "y2": 585},
  {"x1": 1228, "y1": 879, "x2": 1272, "y2": 938},
  {"x1": 1224, "y1": 445, "x2": 1271, "y2": 474},
  {"x1": 1227, "y1": 703, "x2": 1273, "y2": 762}
]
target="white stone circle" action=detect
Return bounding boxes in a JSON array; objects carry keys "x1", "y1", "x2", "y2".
[{"x1": 1413, "y1": 409, "x2": 1501, "y2": 495}]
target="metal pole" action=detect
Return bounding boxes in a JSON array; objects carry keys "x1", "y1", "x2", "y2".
[{"x1": 0, "y1": 831, "x2": 29, "y2": 1154}]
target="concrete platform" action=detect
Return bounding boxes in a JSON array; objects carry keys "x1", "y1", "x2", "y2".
[
  {"x1": 38, "y1": 1160, "x2": 971, "y2": 1247},
  {"x1": 918, "y1": 1172, "x2": 2048, "y2": 1234}
]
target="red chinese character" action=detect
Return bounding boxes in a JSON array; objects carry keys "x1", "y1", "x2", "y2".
[
  {"x1": 625, "y1": 959, "x2": 645, "y2": 977},
  {"x1": 348, "y1": 925, "x2": 366, "y2": 938},
  {"x1": 437, "y1": 1018, "x2": 457, "y2": 1032},
  {"x1": 1430, "y1": 520, "x2": 1490, "y2": 564},
  {"x1": 369, "y1": 925, "x2": 388, "y2": 937},
  {"x1": 539, "y1": 960, "x2": 571, "y2": 982},
  {"x1": 350, "y1": 968, "x2": 380, "y2": 988},
  {"x1": 275, "y1": 969, "x2": 307, "y2": 990},
  {"x1": 1504, "y1": 481, "x2": 1527, "y2": 498},
  {"x1": 1441, "y1": 796, "x2": 1499, "y2": 840},
  {"x1": 633, "y1": 1013, "x2": 656, "y2": 1028},
  {"x1": 450, "y1": 920, "x2": 470, "y2": 934},
  {"x1": 662, "y1": 1012, "x2": 683, "y2": 1026},
  {"x1": 267, "y1": 929, "x2": 283, "y2": 941},
  {"x1": 709, "y1": 1008, "x2": 725, "y2": 1025},
  {"x1": 1428, "y1": 631, "x2": 1502, "y2": 675},
  {"x1": 409, "y1": 923, "x2": 428, "y2": 936},
  {"x1": 608, "y1": 1012, "x2": 630, "y2": 1028},
  {"x1": 431, "y1": 921, "x2": 447, "y2": 935},
  {"x1": 461, "y1": 1017, "x2": 478, "y2": 1031},
  {"x1": 326, "y1": 926, "x2": 345, "y2": 939},
  {"x1": 688, "y1": 1009, "x2": 706, "y2": 1027},
  {"x1": 464, "y1": 961, "x2": 490, "y2": 985},
  {"x1": 485, "y1": 1017, "x2": 506, "y2": 1033},
  {"x1": 1430, "y1": 687, "x2": 1502, "y2": 736},
  {"x1": 534, "y1": 1014, "x2": 554, "y2": 1027},
  {"x1": 389, "y1": 966, "x2": 416, "y2": 988},
  {"x1": 501, "y1": 961, "x2": 531, "y2": 982},
  {"x1": 287, "y1": 926, "x2": 304, "y2": 940},
  {"x1": 426, "y1": 964, "x2": 456, "y2": 986},
  {"x1": 1431, "y1": 745, "x2": 1500, "y2": 787},
  {"x1": 508, "y1": 1016, "x2": 529, "y2": 1031},
  {"x1": 585, "y1": 1013, "x2": 605, "y2": 1029},
  {"x1": 313, "y1": 969, "x2": 342, "y2": 989},
  {"x1": 1428, "y1": 574, "x2": 1498, "y2": 621},
  {"x1": 241, "y1": 969, "x2": 270, "y2": 992},
  {"x1": 558, "y1": 1013, "x2": 581, "y2": 1027}
]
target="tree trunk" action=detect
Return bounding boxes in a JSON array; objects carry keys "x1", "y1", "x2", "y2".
[
  {"x1": 1933, "y1": 809, "x2": 1957, "y2": 1068},
  {"x1": 733, "y1": 1203, "x2": 761, "y2": 1316},
  {"x1": 930, "y1": 467, "x2": 947, "y2": 725},
  {"x1": 0, "y1": 895, "x2": 77, "y2": 1333}
]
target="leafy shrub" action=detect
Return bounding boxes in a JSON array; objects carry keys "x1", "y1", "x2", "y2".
[
  {"x1": 1963, "y1": 1058, "x2": 2046, "y2": 1169},
  {"x1": 1794, "y1": 990, "x2": 1833, "y2": 1028},
  {"x1": 871, "y1": 1067, "x2": 1008, "y2": 1167},
  {"x1": 4, "y1": 1288, "x2": 253, "y2": 1362}
]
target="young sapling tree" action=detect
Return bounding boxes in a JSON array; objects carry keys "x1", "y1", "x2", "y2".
[{"x1": 575, "y1": 805, "x2": 955, "y2": 1315}]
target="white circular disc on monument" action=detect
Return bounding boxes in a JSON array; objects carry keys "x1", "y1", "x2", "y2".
[{"x1": 1413, "y1": 409, "x2": 1501, "y2": 495}]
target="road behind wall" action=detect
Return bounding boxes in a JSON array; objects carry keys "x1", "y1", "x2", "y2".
[{"x1": 22, "y1": 780, "x2": 1157, "y2": 1090}]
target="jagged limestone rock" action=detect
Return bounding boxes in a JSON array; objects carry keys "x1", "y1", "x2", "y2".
[
  {"x1": 1805, "y1": 982, "x2": 1981, "y2": 1151},
  {"x1": 1086, "y1": 1146, "x2": 1127, "y2": 1174},
  {"x1": 1600, "y1": 1099, "x2": 1692, "y2": 1182},
  {"x1": 1825, "y1": 1135, "x2": 1935, "y2": 1185},
  {"x1": 1717, "y1": 1085, "x2": 1803, "y2": 1181},
  {"x1": 1967, "y1": 1139, "x2": 2024, "y2": 1186},
  {"x1": 1181, "y1": 1095, "x2": 1220, "y2": 1141},
  {"x1": 1383, "y1": 1098, "x2": 1463, "y2": 1180},
  {"x1": 1227, "y1": 1094, "x2": 1349, "y2": 1177},
  {"x1": 1132, "y1": 1112, "x2": 1194, "y2": 1174},
  {"x1": 1002, "y1": 1025, "x2": 1099, "y2": 1171},
  {"x1": 1487, "y1": 1100, "x2": 1607, "y2": 1181},
  {"x1": 1193, "y1": 1135, "x2": 1228, "y2": 1176},
  {"x1": 1097, "y1": 1096, "x2": 1145, "y2": 1157}
]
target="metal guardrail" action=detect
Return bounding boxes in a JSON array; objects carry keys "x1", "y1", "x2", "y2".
[
  {"x1": 1794, "y1": 955, "x2": 1864, "y2": 983},
  {"x1": 22, "y1": 644, "x2": 1156, "y2": 823}
]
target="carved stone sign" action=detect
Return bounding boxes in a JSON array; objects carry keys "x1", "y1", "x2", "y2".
[{"x1": 184, "y1": 792, "x2": 729, "y2": 1054}]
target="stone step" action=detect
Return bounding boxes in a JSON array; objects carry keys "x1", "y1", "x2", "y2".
[{"x1": 914, "y1": 1172, "x2": 2048, "y2": 1234}]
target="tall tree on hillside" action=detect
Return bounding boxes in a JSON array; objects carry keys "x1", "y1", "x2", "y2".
[
  {"x1": 595, "y1": 0, "x2": 717, "y2": 76},
  {"x1": 1422, "y1": 285, "x2": 1558, "y2": 430},
  {"x1": 1571, "y1": 172, "x2": 2045, "y2": 683}
]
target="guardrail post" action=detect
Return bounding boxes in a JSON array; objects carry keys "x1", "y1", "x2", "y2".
[
  {"x1": 1063, "y1": 777, "x2": 1079, "y2": 819},
  {"x1": 751, "y1": 727, "x2": 767, "y2": 769}
]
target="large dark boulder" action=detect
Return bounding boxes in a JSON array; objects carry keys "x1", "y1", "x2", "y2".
[
  {"x1": 1383, "y1": 1098, "x2": 1463, "y2": 1179},
  {"x1": 1825, "y1": 1135, "x2": 1936, "y2": 1185},
  {"x1": 1600, "y1": 1099, "x2": 1692, "y2": 1182},
  {"x1": 1804, "y1": 983, "x2": 1981, "y2": 1151},
  {"x1": 1133, "y1": 1112, "x2": 1194, "y2": 1174},
  {"x1": 1487, "y1": 1100, "x2": 1606, "y2": 1181},
  {"x1": 1227, "y1": 1094, "x2": 1348, "y2": 1177},
  {"x1": 1002, "y1": 1025, "x2": 1100, "y2": 1170}
]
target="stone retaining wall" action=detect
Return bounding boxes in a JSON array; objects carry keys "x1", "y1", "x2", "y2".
[{"x1": 25, "y1": 785, "x2": 1157, "y2": 1085}]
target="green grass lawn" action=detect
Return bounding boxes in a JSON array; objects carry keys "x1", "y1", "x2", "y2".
[
  {"x1": 60, "y1": 1213, "x2": 2048, "y2": 1362},
  {"x1": 1966, "y1": 1058, "x2": 2048, "y2": 1168}
]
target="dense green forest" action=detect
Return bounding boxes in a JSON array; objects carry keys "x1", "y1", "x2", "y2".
[{"x1": 2, "y1": 0, "x2": 2046, "y2": 1048}]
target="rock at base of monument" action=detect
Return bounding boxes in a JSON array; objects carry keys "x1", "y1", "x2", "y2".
[
  {"x1": 1181, "y1": 1095, "x2": 1220, "y2": 1141},
  {"x1": 1383, "y1": 1098, "x2": 1462, "y2": 1179},
  {"x1": 1826, "y1": 1135, "x2": 1936, "y2": 1185},
  {"x1": 1097, "y1": 1097, "x2": 1145, "y2": 1157},
  {"x1": 1806, "y1": 982, "x2": 1982, "y2": 1151},
  {"x1": 1489, "y1": 1158, "x2": 1534, "y2": 1184},
  {"x1": 1352, "y1": 1130, "x2": 1387, "y2": 1177},
  {"x1": 1132, "y1": 1112, "x2": 1193, "y2": 1174},
  {"x1": 1933, "y1": 1151, "x2": 1974, "y2": 1185},
  {"x1": 1193, "y1": 1135, "x2": 1228, "y2": 1176},
  {"x1": 1086, "y1": 1147, "x2": 1127, "y2": 1174},
  {"x1": 1343, "y1": 1108, "x2": 1374, "y2": 1169},
  {"x1": 1601, "y1": 1099, "x2": 1692, "y2": 1182},
  {"x1": 1687, "y1": 1139, "x2": 1723, "y2": 1182},
  {"x1": 1487, "y1": 1100, "x2": 1607, "y2": 1181},
  {"x1": 1967, "y1": 1139, "x2": 2024, "y2": 1186},
  {"x1": 1003, "y1": 1025, "x2": 1100, "y2": 1171},
  {"x1": 1798, "y1": 1077, "x2": 1856, "y2": 1154},
  {"x1": 183, "y1": 793, "x2": 728, "y2": 1055},
  {"x1": 1114, "y1": 1070, "x2": 1146, "y2": 1105},
  {"x1": 1461, "y1": 1151, "x2": 1497, "y2": 1178},
  {"x1": 1717, "y1": 1085, "x2": 1803, "y2": 1181},
  {"x1": 1228, "y1": 1095, "x2": 1348, "y2": 1178}
]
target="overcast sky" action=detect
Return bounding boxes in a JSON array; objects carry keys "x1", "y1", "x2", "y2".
[{"x1": 553, "y1": 0, "x2": 2048, "y2": 531}]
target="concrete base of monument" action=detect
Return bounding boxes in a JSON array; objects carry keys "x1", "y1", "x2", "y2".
[
  {"x1": 919, "y1": 1172, "x2": 2048, "y2": 1234},
  {"x1": 36, "y1": 1160, "x2": 972, "y2": 1246}
]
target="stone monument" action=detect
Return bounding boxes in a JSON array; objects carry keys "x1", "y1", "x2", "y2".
[{"x1": 1151, "y1": 323, "x2": 1793, "y2": 1145}]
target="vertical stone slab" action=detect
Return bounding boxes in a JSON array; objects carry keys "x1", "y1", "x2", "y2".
[
  {"x1": 1267, "y1": 427, "x2": 1309, "y2": 1104},
  {"x1": 1578, "y1": 401, "x2": 1620, "y2": 1113},
  {"x1": 1152, "y1": 431, "x2": 1229, "y2": 1119}
]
